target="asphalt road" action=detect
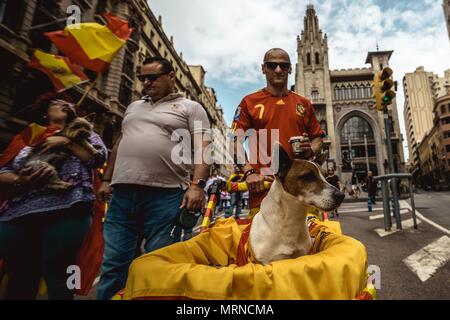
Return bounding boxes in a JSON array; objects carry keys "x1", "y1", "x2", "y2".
[
  {"x1": 338, "y1": 191, "x2": 450, "y2": 300},
  {"x1": 75, "y1": 193, "x2": 450, "y2": 300}
]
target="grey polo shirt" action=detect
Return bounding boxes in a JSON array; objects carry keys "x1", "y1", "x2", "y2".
[{"x1": 111, "y1": 93, "x2": 210, "y2": 189}]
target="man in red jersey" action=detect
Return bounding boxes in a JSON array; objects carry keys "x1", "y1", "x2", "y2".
[{"x1": 231, "y1": 48, "x2": 325, "y2": 216}]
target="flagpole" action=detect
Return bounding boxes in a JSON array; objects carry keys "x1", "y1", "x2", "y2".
[
  {"x1": 75, "y1": 74, "x2": 100, "y2": 108},
  {"x1": 8, "y1": 83, "x2": 83, "y2": 119}
]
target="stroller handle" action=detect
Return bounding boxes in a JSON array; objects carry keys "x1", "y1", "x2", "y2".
[{"x1": 226, "y1": 181, "x2": 272, "y2": 192}]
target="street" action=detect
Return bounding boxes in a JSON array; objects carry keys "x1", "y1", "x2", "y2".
[
  {"x1": 76, "y1": 191, "x2": 450, "y2": 300},
  {"x1": 338, "y1": 191, "x2": 450, "y2": 300}
]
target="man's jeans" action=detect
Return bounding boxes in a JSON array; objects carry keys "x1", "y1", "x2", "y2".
[
  {"x1": 225, "y1": 193, "x2": 242, "y2": 218},
  {"x1": 97, "y1": 184, "x2": 184, "y2": 300}
]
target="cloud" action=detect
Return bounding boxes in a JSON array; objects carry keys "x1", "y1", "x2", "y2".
[{"x1": 149, "y1": 0, "x2": 450, "y2": 161}]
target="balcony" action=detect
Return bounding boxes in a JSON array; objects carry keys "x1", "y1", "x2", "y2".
[
  {"x1": 311, "y1": 98, "x2": 326, "y2": 106},
  {"x1": 127, "y1": 35, "x2": 139, "y2": 53}
]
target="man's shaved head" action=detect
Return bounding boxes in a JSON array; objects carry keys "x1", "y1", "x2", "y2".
[{"x1": 263, "y1": 48, "x2": 291, "y2": 62}]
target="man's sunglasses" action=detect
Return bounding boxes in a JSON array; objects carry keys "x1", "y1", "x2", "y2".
[
  {"x1": 264, "y1": 62, "x2": 291, "y2": 71},
  {"x1": 137, "y1": 72, "x2": 168, "y2": 82}
]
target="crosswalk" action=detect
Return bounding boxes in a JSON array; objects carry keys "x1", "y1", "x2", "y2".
[
  {"x1": 403, "y1": 236, "x2": 450, "y2": 282},
  {"x1": 373, "y1": 218, "x2": 422, "y2": 237},
  {"x1": 341, "y1": 201, "x2": 450, "y2": 283}
]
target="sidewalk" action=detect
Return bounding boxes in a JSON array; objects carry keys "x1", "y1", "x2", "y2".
[{"x1": 343, "y1": 191, "x2": 381, "y2": 203}]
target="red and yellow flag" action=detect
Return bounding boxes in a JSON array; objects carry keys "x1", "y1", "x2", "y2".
[
  {"x1": 0, "y1": 123, "x2": 61, "y2": 167},
  {"x1": 28, "y1": 49, "x2": 89, "y2": 92},
  {"x1": 45, "y1": 13, "x2": 133, "y2": 73}
]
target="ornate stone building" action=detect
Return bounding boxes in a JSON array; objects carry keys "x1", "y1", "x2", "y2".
[
  {"x1": 0, "y1": 0, "x2": 227, "y2": 158},
  {"x1": 295, "y1": 4, "x2": 405, "y2": 182}
]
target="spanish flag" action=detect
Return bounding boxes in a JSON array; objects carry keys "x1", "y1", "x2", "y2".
[
  {"x1": 28, "y1": 50, "x2": 89, "y2": 92},
  {"x1": 0, "y1": 123, "x2": 61, "y2": 167},
  {"x1": 45, "y1": 13, "x2": 133, "y2": 73}
]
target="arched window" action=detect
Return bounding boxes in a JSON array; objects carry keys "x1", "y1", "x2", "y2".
[
  {"x1": 352, "y1": 85, "x2": 359, "y2": 100},
  {"x1": 315, "y1": 52, "x2": 320, "y2": 64},
  {"x1": 307, "y1": 53, "x2": 311, "y2": 65},
  {"x1": 355, "y1": 85, "x2": 362, "y2": 99},
  {"x1": 341, "y1": 116, "x2": 374, "y2": 143},
  {"x1": 359, "y1": 85, "x2": 366, "y2": 99},
  {"x1": 334, "y1": 86, "x2": 340, "y2": 100},
  {"x1": 366, "y1": 85, "x2": 372, "y2": 98},
  {"x1": 340, "y1": 85, "x2": 346, "y2": 100},
  {"x1": 320, "y1": 120, "x2": 328, "y2": 136},
  {"x1": 340, "y1": 116, "x2": 376, "y2": 174},
  {"x1": 347, "y1": 85, "x2": 353, "y2": 100}
]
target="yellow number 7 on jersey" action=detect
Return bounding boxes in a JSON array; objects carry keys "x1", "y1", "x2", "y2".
[{"x1": 254, "y1": 104, "x2": 265, "y2": 120}]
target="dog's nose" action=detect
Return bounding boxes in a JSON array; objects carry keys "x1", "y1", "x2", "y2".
[{"x1": 335, "y1": 191, "x2": 345, "y2": 204}]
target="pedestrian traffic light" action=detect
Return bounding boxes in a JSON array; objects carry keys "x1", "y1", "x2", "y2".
[{"x1": 373, "y1": 67, "x2": 396, "y2": 111}]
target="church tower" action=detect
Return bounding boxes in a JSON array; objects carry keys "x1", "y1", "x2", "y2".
[{"x1": 295, "y1": 4, "x2": 336, "y2": 160}]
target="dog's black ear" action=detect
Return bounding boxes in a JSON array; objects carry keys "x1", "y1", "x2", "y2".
[
  {"x1": 313, "y1": 150, "x2": 328, "y2": 166},
  {"x1": 272, "y1": 142, "x2": 293, "y2": 180},
  {"x1": 84, "y1": 113, "x2": 96, "y2": 123}
]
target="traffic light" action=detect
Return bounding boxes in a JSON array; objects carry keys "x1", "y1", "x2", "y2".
[{"x1": 373, "y1": 67, "x2": 396, "y2": 111}]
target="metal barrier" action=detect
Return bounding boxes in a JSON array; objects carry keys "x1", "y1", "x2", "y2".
[{"x1": 373, "y1": 173, "x2": 418, "y2": 232}]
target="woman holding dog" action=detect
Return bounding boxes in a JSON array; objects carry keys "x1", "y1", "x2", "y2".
[{"x1": 0, "y1": 95, "x2": 107, "y2": 300}]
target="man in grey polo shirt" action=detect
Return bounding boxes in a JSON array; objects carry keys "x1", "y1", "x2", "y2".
[{"x1": 96, "y1": 57, "x2": 211, "y2": 300}]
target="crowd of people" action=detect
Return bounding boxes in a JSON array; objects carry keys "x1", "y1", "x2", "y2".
[{"x1": 0, "y1": 48, "x2": 334, "y2": 300}]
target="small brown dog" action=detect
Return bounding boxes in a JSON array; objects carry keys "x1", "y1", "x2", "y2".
[
  {"x1": 249, "y1": 143, "x2": 345, "y2": 265},
  {"x1": 22, "y1": 113, "x2": 98, "y2": 190}
]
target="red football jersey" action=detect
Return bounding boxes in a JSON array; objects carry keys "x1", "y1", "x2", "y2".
[{"x1": 231, "y1": 88, "x2": 324, "y2": 209}]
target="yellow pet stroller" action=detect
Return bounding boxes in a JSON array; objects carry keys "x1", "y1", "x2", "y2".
[{"x1": 113, "y1": 181, "x2": 376, "y2": 300}]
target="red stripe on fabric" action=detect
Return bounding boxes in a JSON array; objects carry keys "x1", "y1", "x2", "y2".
[
  {"x1": 236, "y1": 223, "x2": 252, "y2": 267},
  {"x1": 75, "y1": 170, "x2": 106, "y2": 296},
  {"x1": 103, "y1": 12, "x2": 133, "y2": 41},
  {"x1": 29, "y1": 59, "x2": 66, "y2": 91},
  {"x1": 63, "y1": 57, "x2": 89, "y2": 81},
  {"x1": 45, "y1": 30, "x2": 109, "y2": 73}
]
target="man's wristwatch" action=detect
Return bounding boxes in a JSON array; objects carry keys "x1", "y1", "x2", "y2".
[
  {"x1": 190, "y1": 179, "x2": 206, "y2": 189},
  {"x1": 244, "y1": 169, "x2": 256, "y2": 179}
]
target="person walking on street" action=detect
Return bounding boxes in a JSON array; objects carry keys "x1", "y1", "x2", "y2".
[
  {"x1": 226, "y1": 165, "x2": 245, "y2": 219},
  {"x1": 366, "y1": 171, "x2": 377, "y2": 205},
  {"x1": 96, "y1": 57, "x2": 211, "y2": 300},
  {"x1": 326, "y1": 168, "x2": 344, "y2": 218}
]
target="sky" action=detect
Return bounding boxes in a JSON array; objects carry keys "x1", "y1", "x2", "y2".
[{"x1": 148, "y1": 0, "x2": 450, "y2": 161}]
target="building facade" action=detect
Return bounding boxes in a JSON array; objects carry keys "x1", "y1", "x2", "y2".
[
  {"x1": 295, "y1": 5, "x2": 405, "y2": 183},
  {"x1": 403, "y1": 67, "x2": 437, "y2": 168},
  {"x1": 403, "y1": 67, "x2": 450, "y2": 175},
  {"x1": 417, "y1": 85, "x2": 450, "y2": 190},
  {"x1": 0, "y1": 0, "x2": 227, "y2": 159}
]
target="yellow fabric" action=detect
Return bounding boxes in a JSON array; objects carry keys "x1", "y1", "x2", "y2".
[
  {"x1": 67, "y1": 23, "x2": 124, "y2": 63},
  {"x1": 29, "y1": 123, "x2": 49, "y2": 145},
  {"x1": 0, "y1": 274, "x2": 8, "y2": 299},
  {"x1": 123, "y1": 218, "x2": 368, "y2": 300},
  {"x1": 33, "y1": 49, "x2": 86, "y2": 89},
  {"x1": 248, "y1": 207, "x2": 260, "y2": 219}
]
